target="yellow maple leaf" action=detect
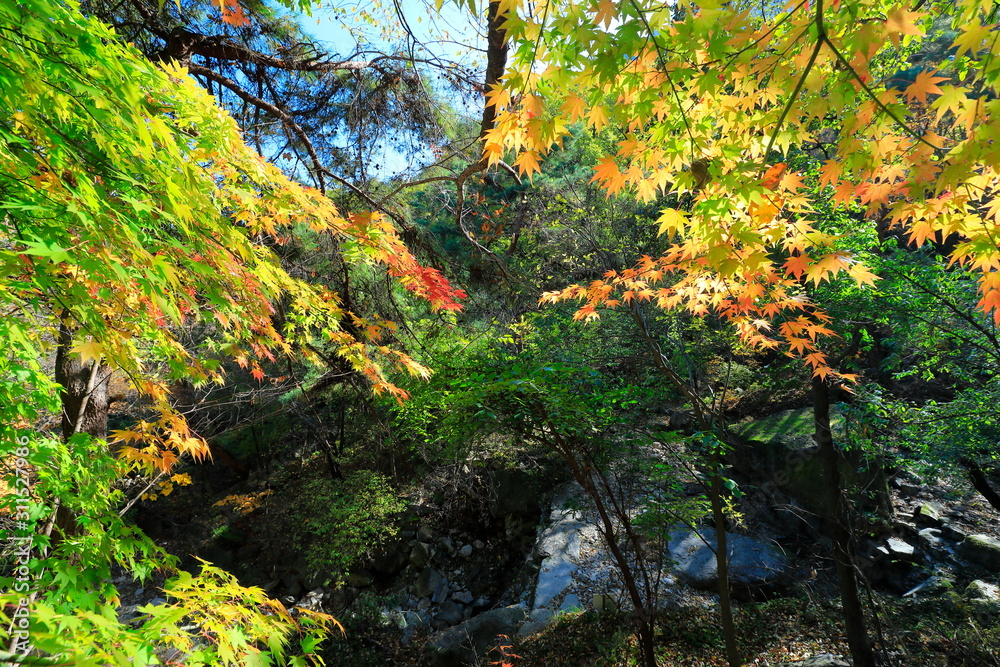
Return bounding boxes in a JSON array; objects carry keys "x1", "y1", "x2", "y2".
[
  {"x1": 71, "y1": 339, "x2": 103, "y2": 365},
  {"x1": 656, "y1": 208, "x2": 688, "y2": 236}
]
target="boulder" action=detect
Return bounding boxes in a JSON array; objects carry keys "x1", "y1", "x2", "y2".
[
  {"x1": 877, "y1": 537, "x2": 917, "y2": 563},
  {"x1": 777, "y1": 655, "x2": 852, "y2": 667},
  {"x1": 918, "y1": 527, "x2": 943, "y2": 551},
  {"x1": 963, "y1": 579, "x2": 1000, "y2": 621},
  {"x1": 730, "y1": 408, "x2": 892, "y2": 521},
  {"x1": 914, "y1": 503, "x2": 943, "y2": 527},
  {"x1": 344, "y1": 570, "x2": 373, "y2": 588},
  {"x1": 415, "y1": 568, "x2": 444, "y2": 599},
  {"x1": 370, "y1": 544, "x2": 408, "y2": 575},
  {"x1": 940, "y1": 522, "x2": 966, "y2": 542},
  {"x1": 426, "y1": 605, "x2": 529, "y2": 667},
  {"x1": 410, "y1": 541, "x2": 433, "y2": 568},
  {"x1": 435, "y1": 601, "x2": 466, "y2": 628},
  {"x1": 959, "y1": 534, "x2": 1000, "y2": 571},
  {"x1": 667, "y1": 528, "x2": 790, "y2": 598}
]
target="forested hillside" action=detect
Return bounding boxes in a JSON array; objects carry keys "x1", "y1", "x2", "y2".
[{"x1": 3, "y1": 0, "x2": 1000, "y2": 665}]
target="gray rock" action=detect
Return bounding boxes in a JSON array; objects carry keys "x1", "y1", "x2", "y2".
[
  {"x1": 426, "y1": 605, "x2": 529, "y2": 667},
  {"x1": 777, "y1": 654, "x2": 852, "y2": 666},
  {"x1": 877, "y1": 537, "x2": 916, "y2": 562},
  {"x1": 458, "y1": 544, "x2": 474, "y2": 558},
  {"x1": 435, "y1": 601, "x2": 466, "y2": 627},
  {"x1": 959, "y1": 534, "x2": 1000, "y2": 571},
  {"x1": 440, "y1": 536, "x2": 455, "y2": 553},
  {"x1": 558, "y1": 593, "x2": 581, "y2": 612},
  {"x1": 940, "y1": 523, "x2": 966, "y2": 541},
  {"x1": 914, "y1": 503, "x2": 943, "y2": 527},
  {"x1": 417, "y1": 525, "x2": 434, "y2": 542},
  {"x1": 963, "y1": 580, "x2": 1000, "y2": 620},
  {"x1": 432, "y1": 577, "x2": 451, "y2": 604},
  {"x1": 667, "y1": 528, "x2": 790, "y2": 597},
  {"x1": 903, "y1": 573, "x2": 953, "y2": 597},
  {"x1": 415, "y1": 568, "x2": 444, "y2": 599},
  {"x1": 410, "y1": 541, "x2": 433, "y2": 568},
  {"x1": 474, "y1": 540, "x2": 485, "y2": 550},
  {"x1": 918, "y1": 527, "x2": 943, "y2": 551},
  {"x1": 452, "y1": 590, "x2": 474, "y2": 605},
  {"x1": 371, "y1": 546, "x2": 408, "y2": 575}
]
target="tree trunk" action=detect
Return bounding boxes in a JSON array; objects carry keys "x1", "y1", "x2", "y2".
[
  {"x1": 53, "y1": 320, "x2": 112, "y2": 539},
  {"x1": 710, "y1": 449, "x2": 741, "y2": 667},
  {"x1": 961, "y1": 457, "x2": 1000, "y2": 513},
  {"x1": 814, "y1": 376, "x2": 876, "y2": 667}
]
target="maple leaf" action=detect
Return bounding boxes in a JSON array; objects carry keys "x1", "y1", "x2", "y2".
[
  {"x1": 595, "y1": 0, "x2": 617, "y2": 28},
  {"x1": 847, "y1": 263, "x2": 880, "y2": 287},
  {"x1": 883, "y1": 7, "x2": 923, "y2": 47},
  {"x1": 784, "y1": 253, "x2": 811, "y2": 278},
  {"x1": 904, "y1": 69, "x2": 946, "y2": 105},
  {"x1": 216, "y1": 0, "x2": 250, "y2": 27},
  {"x1": 657, "y1": 208, "x2": 687, "y2": 236},
  {"x1": 592, "y1": 156, "x2": 626, "y2": 195},
  {"x1": 250, "y1": 363, "x2": 265, "y2": 382},
  {"x1": 71, "y1": 340, "x2": 104, "y2": 365},
  {"x1": 515, "y1": 150, "x2": 542, "y2": 179}
]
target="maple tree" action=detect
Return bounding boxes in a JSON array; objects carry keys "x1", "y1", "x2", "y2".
[
  {"x1": 466, "y1": 0, "x2": 1000, "y2": 664},
  {"x1": 0, "y1": 0, "x2": 463, "y2": 662}
]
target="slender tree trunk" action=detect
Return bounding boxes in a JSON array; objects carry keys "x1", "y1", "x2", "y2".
[
  {"x1": 814, "y1": 377, "x2": 877, "y2": 667},
  {"x1": 53, "y1": 320, "x2": 112, "y2": 539},
  {"x1": 709, "y1": 448, "x2": 741, "y2": 667}
]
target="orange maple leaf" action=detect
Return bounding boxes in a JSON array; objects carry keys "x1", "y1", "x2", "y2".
[
  {"x1": 904, "y1": 69, "x2": 946, "y2": 105},
  {"x1": 216, "y1": 0, "x2": 250, "y2": 27}
]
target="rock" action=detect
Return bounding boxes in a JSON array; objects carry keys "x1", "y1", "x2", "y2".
[
  {"x1": 452, "y1": 590, "x2": 474, "y2": 605},
  {"x1": 941, "y1": 522, "x2": 966, "y2": 541},
  {"x1": 344, "y1": 570, "x2": 373, "y2": 588},
  {"x1": 963, "y1": 580, "x2": 1000, "y2": 621},
  {"x1": 914, "y1": 503, "x2": 943, "y2": 527},
  {"x1": 730, "y1": 408, "x2": 891, "y2": 521},
  {"x1": 440, "y1": 536, "x2": 455, "y2": 554},
  {"x1": 410, "y1": 541, "x2": 433, "y2": 568},
  {"x1": 918, "y1": 527, "x2": 943, "y2": 551},
  {"x1": 415, "y1": 568, "x2": 444, "y2": 599},
  {"x1": 432, "y1": 577, "x2": 451, "y2": 604},
  {"x1": 280, "y1": 573, "x2": 302, "y2": 598},
  {"x1": 667, "y1": 528, "x2": 790, "y2": 597},
  {"x1": 371, "y1": 545, "x2": 408, "y2": 575},
  {"x1": 533, "y1": 509, "x2": 584, "y2": 609},
  {"x1": 426, "y1": 605, "x2": 529, "y2": 667},
  {"x1": 458, "y1": 544, "x2": 474, "y2": 558},
  {"x1": 959, "y1": 534, "x2": 1000, "y2": 571},
  {"x1": 777, "y1": 654, "x2": 852, "y2": 666},
  {"x1": 474, "y1": 540, "x2": 485, "y2": 550},
  {"x1": 435, "y1": 601, "x2": 466, "y2": 627},
  {"x1": 417, "y1": 525, "x2": 434, "y2": 542},
  {"x1": 903, "y1": 573, "x2": 954, "y2": 597},
  {"x1": 558, "y1": 593, "x2": 581, "y2": 612},
  {"x1": 877, "y1": 537, "x2": 917, "y2": 562}
]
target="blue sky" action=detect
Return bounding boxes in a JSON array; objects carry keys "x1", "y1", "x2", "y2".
[{"x1": 297, "y1": 0, "x2": 488, "y2": 178}]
